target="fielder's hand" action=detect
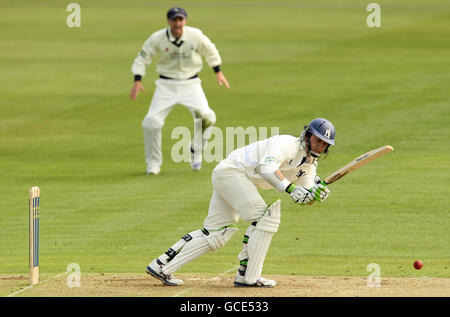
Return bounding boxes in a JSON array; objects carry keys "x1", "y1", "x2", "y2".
[
  {"x1": 216, "y1": 71, "x2": 230, "y2": 89},
  {"x1": 288, "y1": 185, "x2": 315, "y2": 205},
  {"x1": 130, "y1": 81, "x2": 146, "y2": 100},
  {"x1": 310, "y1": 176, "x2": 330, "y2": 202}
]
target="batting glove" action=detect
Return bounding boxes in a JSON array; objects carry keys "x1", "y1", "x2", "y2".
[
  {"x1": 286, "y1": 183, "x2": 315, "y2": 205},
  {"x1": 310, "y1": 176, "x2": 330, "y2": 202}
]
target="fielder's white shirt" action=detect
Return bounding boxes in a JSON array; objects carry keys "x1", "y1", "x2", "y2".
[
  {"x1": 225, "y1": 135, "x2": 318, "y2": 189},
  {"x1": 131, "y1": 26, "x2": 222, "y2": 80}
]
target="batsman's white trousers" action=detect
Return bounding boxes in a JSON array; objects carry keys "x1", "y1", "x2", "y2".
[
  {"x1": 203, "y1": 160, "x2": 267, "y2": 230},
  {"x1": 142, "y1": 78, "x2": 216, "y2": 170}
]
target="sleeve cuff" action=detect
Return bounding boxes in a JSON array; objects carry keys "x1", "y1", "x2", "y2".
[
  {"x1": 212, "y1": 65, "x2": 221, "y2": 73},
  {"x1": 134, "y1": 75, "x2": 142, "y2": 82}
]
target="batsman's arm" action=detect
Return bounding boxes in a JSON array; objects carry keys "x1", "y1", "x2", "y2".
[
  {"x1": 255, "y1": 164, "x2": 314, "y2": 205},
  {"x1": 255, "y1": 164, "x2": 289, "y2": 192}
]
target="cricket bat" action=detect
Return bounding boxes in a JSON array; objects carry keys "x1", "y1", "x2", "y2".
[{"x1": 323, "y1": 145, "x2": 394, "y2": 185}]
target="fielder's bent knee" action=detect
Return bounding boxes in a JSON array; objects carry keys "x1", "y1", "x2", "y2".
[
  {"x1": 194, "y1": 110, "x2": 216, "y2": 128},
  {"x1": 203, "y1": 111, "x2": 216, "y2": 127}
]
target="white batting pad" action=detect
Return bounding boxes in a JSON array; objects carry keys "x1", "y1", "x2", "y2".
[
  {"x1": 162, "y1": 226, "x2": 237, "y2": 275},
  {"x1": 162, "y1": 235, "x2": 210, "y2": 275},
  {"x1": 238, "y1": 224, "x2": 256, "y2": 262},
  {"x1": 205, "y1": 226, "x2": 238, "y2": 251},
  {"x1": 245, "y1": 199, "x2": 281, "y2": 285}
]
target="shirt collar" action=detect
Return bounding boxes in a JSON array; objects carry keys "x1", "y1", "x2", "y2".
[{"x1": 167, "y1": 27, "x2": 187, "y2": 43}]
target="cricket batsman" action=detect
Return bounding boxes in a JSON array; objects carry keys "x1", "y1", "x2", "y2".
[
  {"x1": 130, "y1": 7, "x2": 230, "y2": 175},
  {"x1": 146, "y1": 118, "x2": 335, "y2": 287}
]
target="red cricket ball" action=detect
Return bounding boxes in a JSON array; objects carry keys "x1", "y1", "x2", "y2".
[{"x1": 413, "y1": 260, "x2": 423, "y2": 270}]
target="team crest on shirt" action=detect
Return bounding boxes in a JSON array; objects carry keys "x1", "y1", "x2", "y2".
[
  {"x1": 296, "y1": 170, "x2": 306, "y2": 178},
  {"x1": 170, "y1": 51, "x2": 191, "y2": 59}
]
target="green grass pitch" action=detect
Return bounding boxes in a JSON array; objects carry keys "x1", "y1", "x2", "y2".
[{"x1": 0, "y1": 0, "x2": 449, "y2": 283}]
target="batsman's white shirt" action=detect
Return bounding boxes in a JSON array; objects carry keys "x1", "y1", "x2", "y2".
[
  {"x1": 225, "y1": 135, "x2": 317, "y2": 189},
  {"x1": 204, "y1": 135, "x2": 318, "y2": 230},
  {"x1": 131, "y1": 26, "x2": 222, "y2": 79}
]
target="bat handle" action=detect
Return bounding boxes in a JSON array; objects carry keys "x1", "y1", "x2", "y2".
[
  {"x1": 315, "y1": 177, "x2": 328, "y2": 186},
  {"x1": 315, "y1": 178, "x2": 329, "y2": 186}
]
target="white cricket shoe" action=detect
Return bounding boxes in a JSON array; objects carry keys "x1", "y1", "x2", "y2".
[
  {"x1": 146, "y1": 259, "x2": 183, "y2": 286},
  {"x1": 146, "y1": 167, "x2": 160, "y2": 175},
  {"x1": 190, "y1": 161, "x2": 202, "y2": 171},
  {"x1": 233, "y1": 272, "x2": 276, "y2": 287},
  {"x1": 190, "y1": 148, "x2": 202, "y2": 171}
]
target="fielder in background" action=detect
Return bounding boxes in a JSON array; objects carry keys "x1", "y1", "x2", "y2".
[
  {"x1": 146, "y1": 118, "x2": 335, "y2": 287},
  {"x1": 130, "y1": 7, "x2": 230, "y2": 175}
]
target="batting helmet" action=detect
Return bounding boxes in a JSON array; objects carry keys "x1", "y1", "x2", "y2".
[{"x1": 300, "y1": 118, "x2": 335, "y2": 159}]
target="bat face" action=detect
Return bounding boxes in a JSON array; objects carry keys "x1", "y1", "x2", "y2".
[{"x1": 324, "y1": 145, "x2": 394, "y2": 185}]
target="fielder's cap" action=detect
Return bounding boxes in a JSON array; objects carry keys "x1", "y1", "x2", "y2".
[{"x1": 167, "y1": 7, "x2": 187, "y2": 20}]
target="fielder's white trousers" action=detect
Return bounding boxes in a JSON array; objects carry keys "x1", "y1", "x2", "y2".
[
  {"x1": 142, "y1": 78, "x2": 216, "y2": 171},
  {"x1": 203, "y1": 160, "x2": 267, "y2": 230}
]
